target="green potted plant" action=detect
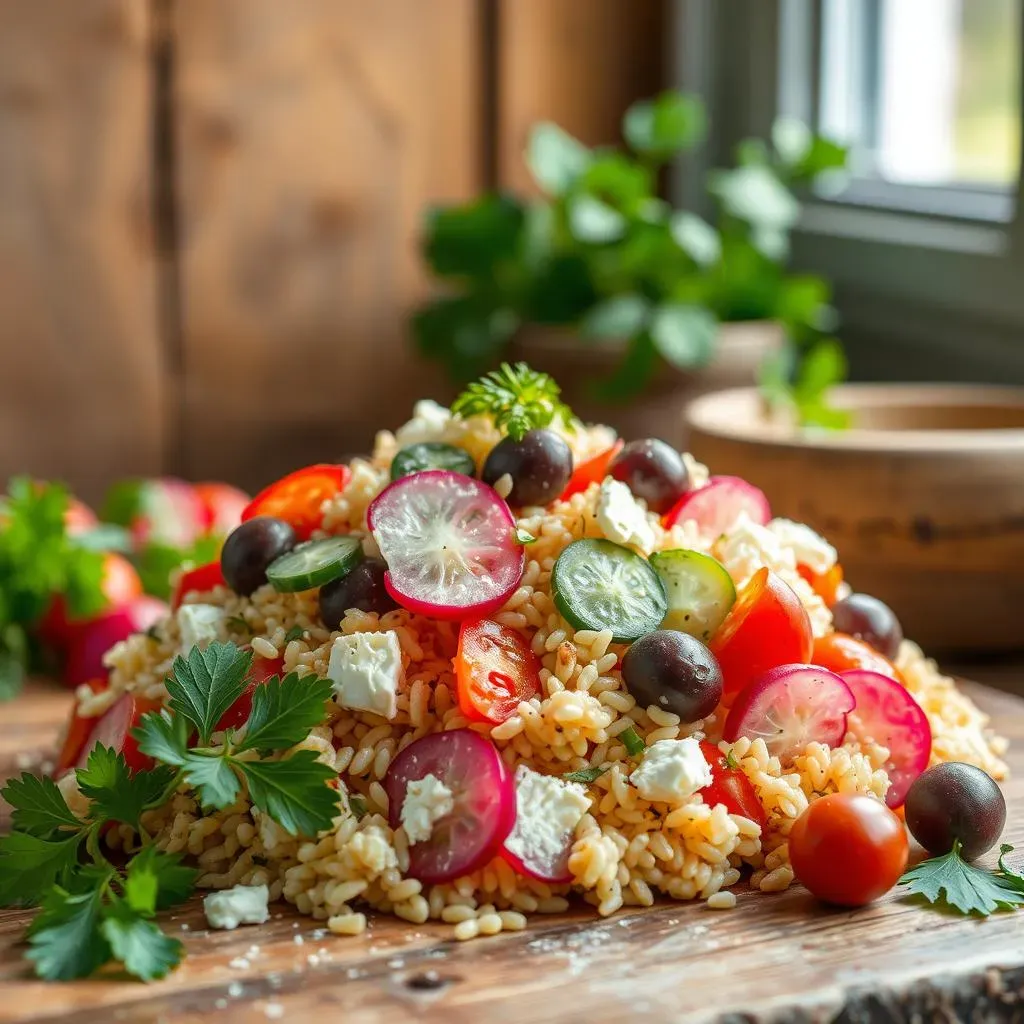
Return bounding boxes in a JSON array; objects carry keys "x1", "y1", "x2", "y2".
[{"x1": 413, "y1": 90, "x2": 849, "y2": 440}]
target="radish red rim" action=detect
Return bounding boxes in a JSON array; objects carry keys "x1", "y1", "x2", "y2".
[
  {"x1": 384, "y1": 728, "x2": 516, "y2": 884},
  {"x1": 368, "y1": 471, "x2": 525, "y2": 620},
  {"x1": 723, "y1": 664, "x2": 855, "y2": 762},
  {"x1": 841, "y1": 669, "x2": 933, "y2": 808},
  {"x1": 665, "y1": 476, "x2": 771, "y2": 535}
]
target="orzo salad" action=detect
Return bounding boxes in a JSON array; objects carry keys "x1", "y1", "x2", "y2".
[{"x1": 3, "y1": 364, "x2": 1015, "y2": 982}]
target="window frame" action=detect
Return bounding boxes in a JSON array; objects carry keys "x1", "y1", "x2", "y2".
[{"x1": 671, "y1": 0, "x2": 1024, "y2": 381}]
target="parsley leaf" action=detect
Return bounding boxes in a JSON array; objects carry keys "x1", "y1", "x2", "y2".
[
  {"x1": 1, "y1": 772, "x2": 83, "y2": 837},
  {"x1": 563, "y1": 765, "x2": 608, "y2": 784},
  {"x1": 283, "y1": 624, "x2": 306, "y2": 644},
  {"x1": 0, "y1": 831, "x2": 84, "y2": 906},
  {"x1": 27, "y1": 879, "x2": 112, "y2": 981},
  {"x1": 181, "y1": 752, "x2": 241, "y2": 810},
  {"x1": 451, "y1": 363, "x2": 575, "y2": 442},
  {"x1": 236, "y1": 674, "x2": 334, "y2": 753},
  {"x1": 100, "y1": 901, "x2": 184, "y2": 982},
  {"x1": 133, "y1": 708, "x2": 189, "y2": 766},
  {"x1": 237, "y1": 752, "x2": 339, "y2": 837},
  {"x1": 899, "y1": 840, "x2": 1024, "y2": 916},
  {"x1": 620, "y1": 726, "x2": 646, "y2": 757},
  {"x1": 166, "y1": 642, "x2": 252, "y2": 745},
  {"x1": 125, "y1": 847, "x2": 197, "y2": 913},
  {"x1": 76, "y1": 745, "x2": 178, "y2": 829},
  {"x1": 998, "y1": 844, "x2": 1024, "y2": 892}
]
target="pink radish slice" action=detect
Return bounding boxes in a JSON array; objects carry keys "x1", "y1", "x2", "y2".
[
  {"x1": 368, "y1": 471, "x2": 525, "y2": 620},
  {"x1": 385, "y1": 729, "x2": 516, "y2": 884},
  {"x1": 723, "y1": 664, "x2": 855, "y2": 762},
  {"x1": 663, "y1": 476, "x2": 771, "y2": 536},
  {"x1": 840, "y1": 669, "x2": 932, "y2": 809},
  {"x1": 65, "y1": 597, "x2": 170, "y2": 688}
]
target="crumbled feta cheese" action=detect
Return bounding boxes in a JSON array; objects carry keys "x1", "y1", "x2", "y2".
[
  {"x1": 394, "y1": 399, "x2": 452, "y2": 446},
  {"x1": 682, "y1": 452, "x2": 710, "y2": 490},
  {"x1": 177, "y1": 603, "x2": 225, "y2": 653},
  {"x1": 768, "y1": 518, "x2": 837, "y2": 575},
  {"x1": 327, "y1": 632, "x2": 403, "y2": 719},
  {"x1": 400, "y1": 773, "x2": 454, "y2": 844},
  {"x1": 630, "y1": 738, "x2": 713, "y2": 804},
  {"x1": 203, "y1": 884, "x2": 270, "y2": 930},
  {"x1": 503, "y1": 766, "x2": 590, "y2": 873},
  {"x1": 595, "y1": 478, "x2": 656, "y2": 552},
  {"x1": 714, "y1": 511, "x2": 796, "y2": 584}
]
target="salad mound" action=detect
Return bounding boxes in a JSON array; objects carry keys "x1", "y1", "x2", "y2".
[{"x1": 57, "y1": 366, "x2": 1009, "y2": 950}]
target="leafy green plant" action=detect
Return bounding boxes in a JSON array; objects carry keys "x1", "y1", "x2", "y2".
[{"x1": 413, "y1": 90, "x2": 848, "y2": 423}]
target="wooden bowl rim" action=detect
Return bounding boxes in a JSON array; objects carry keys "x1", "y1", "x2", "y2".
[{"x1": 686, "y1": 384, "x2": 1024, "y2": 452}]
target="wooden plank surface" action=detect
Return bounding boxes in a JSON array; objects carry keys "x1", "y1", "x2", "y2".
[
  {"x1": 0, "y1": 0, "x2": 166, "y2": 506},
  {"x1": 3, "y1": 681, "x2": 1024, "y2": 1022},
  {"x1": 172, "y1": 0, "x2": 480, "y2": 491}
]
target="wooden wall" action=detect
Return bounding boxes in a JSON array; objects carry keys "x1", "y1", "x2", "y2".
[{"x1": 0, "y1": 0, "x2": 666, "y2": 504}]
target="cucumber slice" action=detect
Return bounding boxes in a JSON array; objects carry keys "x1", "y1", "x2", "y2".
[
  {"x1": 266, "y1": 536, "x2": 363, "y2": 593},
  {"x1": 391, "y1": 443, "x2": 476, "y2": 481},
  {"x1": 552, "y1": 539, "x2": 667, "y2": 644},
  {"x1": 649, "y1": 548, "x2": 736, "y2": 641}
]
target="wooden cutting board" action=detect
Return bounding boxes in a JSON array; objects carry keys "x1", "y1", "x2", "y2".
[{"x1": 3, "y1": 681, "x2": 1024, "y2": 1024}]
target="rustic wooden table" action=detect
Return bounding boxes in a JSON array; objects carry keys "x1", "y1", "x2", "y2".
[{"x1": 2, "y1": 675, "x2": 1024, "y2": 1024}]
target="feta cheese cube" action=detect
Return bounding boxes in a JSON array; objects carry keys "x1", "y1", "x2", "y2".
[
  {"x1": 203, "y1": 884, "x2": 270, "y2": 930},
  {"x1": 395, "y1": 399, "x2": 452, "y2": 446},
  {"x1": 327, "y1": 631, "x2": 403, "y2": 719},
  {"x1": 596, "y1": 478, "x2": 656, "y2": 552},
  {"x1": 177, "y1": 603, "x2": 225, "y2": 654},
  {"x1": 400, "y1": 773, "x2": 454, "y2": 844},
  {"x1": 503, "y1": 765, "x2": 591, "y2": 873},
  {"x1": 714, "y1": 511, "x2": 796, "y2": 584},
  {"x1": 767, "y1": 518, "x2": 837, "y2": 575},
  {"x1": 629, "y1": 738, "x2": 713, "y2": 804}
]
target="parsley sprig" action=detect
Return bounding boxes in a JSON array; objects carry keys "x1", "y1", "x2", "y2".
[
  {"x1": 0, "y1": 641, "x2": 339, "y2": 981},
  {"x1": 899, "y1": 840, "x2": 1024, "y2": 916},
  {"x1": 451, "y1": 363, "x2": 575, "y2": 442}
]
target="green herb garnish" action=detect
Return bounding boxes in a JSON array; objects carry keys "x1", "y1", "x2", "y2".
[
  {"x1": 451, "y1": 363, "x2": 574, "y2": 442},
  {"x1": 563, "y1": 766, "x2": 609, "y2": 784},
  {"x1": 348, "y1": 795, "x2": 369, "y2": 821},
  {"x1": 899, "y1": 840, "x2": 1024, "y2": 916},
  {"x1": 283, "y1": 625, "x2": 306, "y2": 644},
  {"x1": 226, "y1": 615, "x2": 251, "y2": 635},
  {"x1": 620, "y1": 726, "x2": 646, "y2": 757},
  {"x1": 514, "y1": 527, "x2": 537, "y2": 545},
  {"x1": 724, "y1": 750, "x2": 740, "y2": 770}
]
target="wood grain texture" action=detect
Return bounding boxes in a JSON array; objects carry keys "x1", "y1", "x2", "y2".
[
  {"x1": 3, "y1": 681, "x2": 1024, "y2": 1022},
  {"x1": 172, "y1": 0, "x2": 480, "y2": 491},
  {"x1": 0, "y1": 0, "x2": 165, "y2": 506},
  {"x1": 496, "y1": 0, "x2": 668, "y2": 192}
]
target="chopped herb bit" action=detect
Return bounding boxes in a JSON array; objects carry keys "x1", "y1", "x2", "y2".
[
  {"x1": 226, "y1": 616, "x2": 251, "y2": 634},
  {"x1": 724, "y1": 750, "x2": 740, "y2": 770},
  {"x1": 514, "y1": 527, "x2": 537, "y2": 545},
  {"x1": 283, "y1": 625, "x2": 306, "y2": 644},
  {"x1": 899, "y1": 839, "x2": 1024, "y2": 916},
  {"x1": 563, "y1": 766, "x2": 609, "y2": 784},
  {"x1": 621, "y1": 726, "x2": 646, "y2": 757},
  {"x1": 145, "y1": 625, "x2": 162, "y2": 642},
  {"x1": 348, "y1": 795, "x2": 369, "y2": 820}
]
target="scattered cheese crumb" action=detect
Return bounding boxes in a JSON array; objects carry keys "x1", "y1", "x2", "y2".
[
  {"x1": 400, "y1": 773, "x2": 454, "y2": 844},
  {"x1": 629, "y1": 738, "x2": 712, "y2": 804},
  {"x1": 204, "y1": 884, "x2": 270, "y2": 931},
  {"x1": 596, "y1": 478, "x2": 656, "y2": 552},
  {"x1": 263, "y1": 1003, "x2": 284, "y2": 1019},
  {"x1": 767, "y1": 518, "x2": 837, "y2": 575},
  {"x1": 177, "y1": 603, "x2": 225, "y2": 653}
]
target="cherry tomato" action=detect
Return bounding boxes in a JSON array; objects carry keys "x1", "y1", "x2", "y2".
[
  {"x1": 215, "y1": 653, "x2": 285, "y2": 732},
  {"x1": 170, "y1": 560, "x2": 227, "y2": 611},
  {"x1": 798, "y1": 563, "x2": 844, "y2": 607},
  {"x1": 789, "y1": 793, "x2": 908, "y2": 907},
  {"x1": 698, "y1": 741, "x2": 766, "y2": 829},
  {"x1": 54, "y1": 679, "x2": 107, "y2": 775},
  {"x1": 812, "y1": 633, "x2": 903, "y2": 683},
  {"x1": 75, "y1": 692, "x2": 164, "y2": 774},
  {"x1": 242, "y1": 464, "x2": 350, "y2": 540},
  {"x1": 455, "y1": 619, "x2": 542, "y2": 724},
  {"x1": 193, "y1": 482, "x2": 250, "y2": 535},
  {"x1": 709, "y1": 569, "x2": 813, "y2": 703},
  {"x1": 559, "y1": 440, "x2": 624, "y2": 501}
]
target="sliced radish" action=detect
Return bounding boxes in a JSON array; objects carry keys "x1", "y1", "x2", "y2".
[
  {"x1": 385, "y1": 729, "x2": 516, "y2": 883},
  {"x1": 723, "y1": 664, "x2": 854, "y2": 762},
  {"x1": 65, "y1": 596, "x2": 170, "y2": 688},
  {"x1": 663, "y1": 475, "x2": 771, "y2": 536},
  {"x1": 76, "y1": 692, "x2": 159, "y2": 773},
  {"x1": 840, "y1": 670, "x2": 932, "y2": 809},
  {"x1": 368, "y1": 471, "x2": 525, "y2": 620}
]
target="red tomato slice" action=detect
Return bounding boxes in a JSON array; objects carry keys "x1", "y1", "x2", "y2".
[
  {"x1": 455, "y1": 619, "x2": 541, "y2": 724},
  {"x1": 559, "y1": 440, "x2": 624, "y2": 501},
  {"x1": 215, "y1": 653, "x2": 285, "y2": 732},
  {"x1": 798, "y1": 563, "x2": 844, "y2": 607},
  {"x1": 242, "y1": 464, "x2": 350, "y2": 541},
  {"x1": 54, "y1": 679, "x2": 107, "y2": 775},
  {"x1": 193, "y1": 482, "x2": 250, "y2": 535},
  {"x1": 75, "y1": 692, "x2": 163, "y2": 773},
  {"x1": 710, "y1": 568, "x2": 813, "y2": 703},
  {"x1": 170, "y1": 560, "x2": 226, "y2": 611},
  {"x1": 698, "y1": 740, "x2": 767, "y2": 829},
  {"x1": 812, "y1": 633, "x2": 903, "y2": 683}
]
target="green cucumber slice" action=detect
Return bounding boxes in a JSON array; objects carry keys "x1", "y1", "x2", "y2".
[
  {"x1": 552, "y1": 539, "x2": 667, "y2": 644},
  {"x1": 649, "y1": 548, "x2": 736, "y2": 641},
  {"x1": 266, "y1": 536, "x2": 363, "y2": 593},
  {"x1": 391, "y1": 442, "x2": 476, "y2": 481}
]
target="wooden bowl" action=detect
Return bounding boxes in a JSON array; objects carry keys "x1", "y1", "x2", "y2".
[{"x1": 685, "y1": 385, "x2": 1024, "y2": 654}]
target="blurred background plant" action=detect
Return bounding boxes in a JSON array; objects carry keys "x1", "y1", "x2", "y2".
[{"x1": 413, "y1": 90, "x2": 850, "y2": 427}]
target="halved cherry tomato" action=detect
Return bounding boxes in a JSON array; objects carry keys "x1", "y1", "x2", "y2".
[
  {"x1": 215, "y1": 653, "x2": 285, "y2": 732},
  {"x1": 170, "y1": 560, "x2": 226, "y2": 611},
  {"x1": 798, "y1": 563, "x2": 845, "y2": 607},
  {"x1": 455, "y1": 619, "x2": 542, "y2": 724},
  {"x1": 789, "y1": 793, "x2": 908, "y2": 907},
  {"x1": 709, "y1": 568, "x2": 813, "y2": 703},
  {"x1": 559, "y1": 440, "x2": 624, "y2": 501},
  {"x1": 75, "y1": 692, "x2": 164, "y2": 774},
  {"x1": 698, "y1": 740, "x2": 766, "y2": 829},
  {"x1": 242, "y1": 464, "x2": 350, "y2": 540},
  {"x1": 54, "y1": 679, "x2": 107, "y2": 775},
  {"x1": 812, "y1": 632, "x2": 903, "y2": 683}
]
